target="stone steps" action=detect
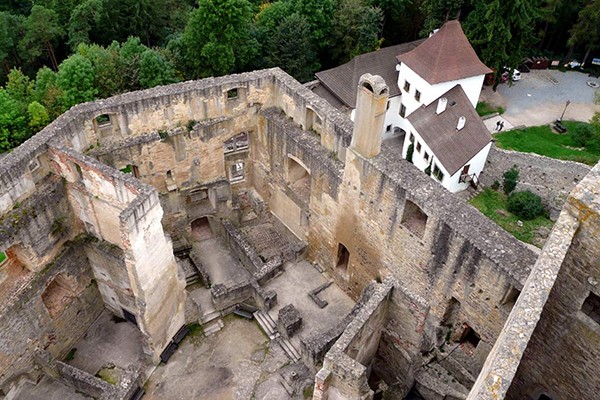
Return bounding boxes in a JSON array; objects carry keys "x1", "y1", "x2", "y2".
[
  {"x1": 201, "y1": 309, "x2": 220, "y2": 324},
  {"x1": 253, "y1": 310, "x2": 280, "y2": 340},
  {"x1": 203, "y1": 318, "x2": 224, "y2": 337},
  {"x1": 278, "y1": 337, "x2": 301, "y2": 363}
]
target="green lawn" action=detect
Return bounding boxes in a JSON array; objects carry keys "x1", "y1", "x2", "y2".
[
  {"x1": 495, "y1": 121, "x2": 600, "y2": 165},
  {"x1": 476, "y1": 101, "x2": 505, "y2": 117},
  {"x1": 0, "y1": 252, "x2": 6, "y2": 264},
  {"x1": 469, "y1": 188, "x2": 553, "y2": 246}
]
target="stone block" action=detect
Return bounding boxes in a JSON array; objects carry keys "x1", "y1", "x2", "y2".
[{"x1": 278, "y1": 304, "x2": 302, "y2": 338}]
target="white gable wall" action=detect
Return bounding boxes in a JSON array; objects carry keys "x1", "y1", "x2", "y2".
[{"x1": 400, "y1": 120, "x2": 492, "y2": 193}]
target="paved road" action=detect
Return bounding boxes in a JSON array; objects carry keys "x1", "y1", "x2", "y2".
[{"x1": 480, "y1": 69, "x2": 600, "y2": 127}]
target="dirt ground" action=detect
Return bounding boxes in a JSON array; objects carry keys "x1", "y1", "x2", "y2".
[{"x1": 143, "y1": 316, "x2": 298, "y2": 400}]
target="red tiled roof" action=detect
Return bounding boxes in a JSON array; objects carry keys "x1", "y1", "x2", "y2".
[
  {"x1": 407, "y1": 85, "x2": 491, "y2": 176},
  {"x1": 396, "y1": 20, "x2": 491, "y2": 85}
]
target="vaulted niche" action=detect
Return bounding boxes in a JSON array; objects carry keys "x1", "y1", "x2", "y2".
[{"x1": 287, "y1": 156, "x2": 311, "y2": 205}]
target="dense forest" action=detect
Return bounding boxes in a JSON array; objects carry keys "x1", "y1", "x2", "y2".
[{"x1": 0, "y1": 0, "x2": 599, "y2": 152}]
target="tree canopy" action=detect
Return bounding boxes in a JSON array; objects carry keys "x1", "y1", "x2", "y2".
[{"x1": 0, "y1": 0, "x2": 598, "y2": 153}]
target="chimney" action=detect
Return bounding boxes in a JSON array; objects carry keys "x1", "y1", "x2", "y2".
[
  {"x1": 350, "y1": 74, "x2": 389, "y2": 158},
  {"x1": 436, "y1": 98, "x2": 448, "y2": 114},
  {"x1": 457, "y1": 116, "x2": 466, "y2": 130}
]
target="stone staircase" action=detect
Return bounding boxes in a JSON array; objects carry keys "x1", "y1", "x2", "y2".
[
  {"x1": 201, "y1": 309, "x2": 223, "y2": 337},
  {"x1": 254, "y1": 310, "x2": 301, "y2": 362}
]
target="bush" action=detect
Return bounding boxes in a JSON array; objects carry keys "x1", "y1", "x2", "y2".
[
  {"x1": 572, "y1": 123, "x2": 595, "y2": 146},
  {"x1": 491, "y1": 180, "x2": 500, "y2": 190},
  {"x1": 503, "y1": 166, "x2": 519, "y2": 195},
  {"x1": 406, "y1": 143, "x2": 414, "y2": 163},
  {"x1": 507, "y1": 191, "x2": 544, "y2": 220}
]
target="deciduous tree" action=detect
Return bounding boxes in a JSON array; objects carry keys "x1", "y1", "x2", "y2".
[{"x1": 56, "y1": 54, "x2": 97, "y2": 109}]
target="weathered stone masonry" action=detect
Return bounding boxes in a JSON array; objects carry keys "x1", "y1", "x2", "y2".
[{"x1": 1, "y1": 67, "x2": 599, "y2": 399}]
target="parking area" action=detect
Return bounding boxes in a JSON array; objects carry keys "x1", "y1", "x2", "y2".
[{"x1": 480, "y1": 69, "x2": 600, "y2": 127}]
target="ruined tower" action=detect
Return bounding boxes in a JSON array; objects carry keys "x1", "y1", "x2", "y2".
[{"x1": 350, "y1": 74, "x2": 389, "y2": 158}]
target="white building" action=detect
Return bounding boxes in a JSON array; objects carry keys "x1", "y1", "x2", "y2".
[{"x1": 312, "y1": 20, "x2": 493, "y2": 193}]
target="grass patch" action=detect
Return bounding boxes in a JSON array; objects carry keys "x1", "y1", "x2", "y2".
[
  {"x1": 96, "y1": 366, "x2": 118, "y2": 385},
  {"x1": 120, "y1": 165, "x2": 132, "y2": 174},
  {"x1": 469, "y1": 188, "x2": 553, "y2": 246},
  {"x1": 187, "y1": 322, "x2": 203, "y2": 337},
  {"x1": 495, "y1": 121, "x2": 600, "y2": 165},
  {"x1": 0, "y1": 251, "x2": 6, "y2": 264},
  {"x1": 476, "y1": 102, "x2": 505, "y2": 117}
]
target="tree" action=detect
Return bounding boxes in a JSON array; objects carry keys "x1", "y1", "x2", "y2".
[
  {"x1": 503, "y1": 166, "x2": 519, "y2": 195},
  {"x1": 568, "y1": 0, "x2": 600, "y2": 66},
  {"x1": 34, "y1": 66, "x2": 64, "y2": 119},
  {"x1": 67, "y1": 0, "x2": 103, "y2": 50},
  {"x1": 77, "y1": 42, "x2": 125, "y2": 97},
  {"x1": 0, "y1": 12, "x2": 26, "y2": 74},
  {"x1": 507, "y1": 191, "x2": 544, "y2": 220},
  {"x1": 372, "y1": 0, "x2": 420, "y2": 45},
  {"x1": 0, "y1": 89, "x2": 29, "y2": 151},
  {"x1": 420, "y1": 0, "x2": 466, "y2": 36},
  {"x1": 182, "y1": 0, "x2": 258, "y2": 77},
  {"x1": 139, "y1": 49, "x2": 179, "y2": 88},
  {"x1": 19, "y1": 5, "x2": 64, "y2": 70},
  {"x1": 27, "y1": 101, "x2": 50, "y2": 131},
  {"x1": 56, "y1": 54, "x2": 97, "y2": 109},
  {"x1": 263, "y1": 13, "x2": 320, "y2": 82},
  {"x1": 329, "y1": 0, "x2": 383, "y2": 64},
  {"x1": 465, "y1": 0, "x2": 540, "y2": 89},
  {"x1": 5, "y1": 68, "x2": 34, "y2": 110}
]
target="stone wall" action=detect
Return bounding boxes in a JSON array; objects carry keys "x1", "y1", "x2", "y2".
[
  {"x1": 1, "y1": 66, "x2": 598, "y2": 398},
  {"x1": 481, "y1": 146, "x2": 590, "y2": 220},
  {"x1": 504, "y1": 164, "x2": 600, "y2": 400},
  {"x1": 313, "y1": 279, "x2": 394, "y2": 400},
  {"x1": 0, "y1": 244, "x2": 103, "y2": 391}
]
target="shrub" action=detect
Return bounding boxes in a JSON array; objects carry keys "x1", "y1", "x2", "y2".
[
  {"x1": 507, "y1": 191, "x2": 544, "y2": 220},
  {"x1": 491, "y1": 180, "x2": 500, "y2": 190},
  {"x1": 406, "y1": 143, "x2": 414, "y2": 163},
  {"x1": 503, "y1": 166, "x2": 519, "y2": 195},
  {"x1": 572, "y1": 123, "x2": 595, "y2": 147}
]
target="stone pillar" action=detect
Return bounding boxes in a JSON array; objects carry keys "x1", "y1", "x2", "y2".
[{"x1": 350, "y1": 74, "x2": 389, "y2": 158}]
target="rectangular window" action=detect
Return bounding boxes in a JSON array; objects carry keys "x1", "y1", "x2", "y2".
[
  {"x1": 386, "y1": 100, "x2": 390, "y2": 110},
  {"x1": 433, "y1": 164, "x2": 444, "y2": 182},
  {"x1": 416, "y1": 142, "x2": 422, "y2": 153},
  {"x1": 230, "y1": 161, "x2": 245, "y2": 182},
  {"x1": 424, "y1": 152, "x2": 429, "y2": 161},
  {"x1": 224, "y1": 132, "x2": 249, "y2": 153},
  {"x1": 403, "y1": 80, "x2": 411, "y2": 92},
  {"x1": 409, "y1": 132, "x2": 414, "y2": 143},
  {"x1": 399, "y1": 104, "x2": 406, "y2": 118},
  {"x1": 386, "y1": 124, "x2": 392, "y2": 132},
  {"x1": 28, "y1": 157, "x2": 40, "y2": 172},
  {"x1": 227, "y1": 88, "x2": 238, "y2": 99},
  {"x1": 415, "y1": 90, "x2": 421, "y2": 102}
]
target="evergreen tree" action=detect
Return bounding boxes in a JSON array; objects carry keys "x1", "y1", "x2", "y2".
[
  {"x1": 465, "y1": 0, "x2": 540, "y2": 88},
  {"x1": 420, "y1": 0, "x2": 466, "y2": 36},
  {"x1": 264, "y1": 13, "x2": 320, "y2": 82},
  {"x1": 330, "y1": 0, "x2": 383, "y2": 64},
  {"x1": 568, "y1": 0, "x2": 600, "y2": 65},
  {"x1": 19, "y1": 5, "x2": 64, "y2": 70}
]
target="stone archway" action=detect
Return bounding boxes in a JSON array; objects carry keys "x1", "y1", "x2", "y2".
[{"x1": 191, "y1": 217, "x2": 213, "y2": 241}]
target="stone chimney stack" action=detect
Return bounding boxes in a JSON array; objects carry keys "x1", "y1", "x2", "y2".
[
  {"x1": 436, "y1": 97, "x2": 448, "y2": 114},
  {"x1": 457, "y1": 116, "x2": 466, "y2": 130},
  {"x1": 350, "y1": 74, "x2": 389, "y2": 158}
]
